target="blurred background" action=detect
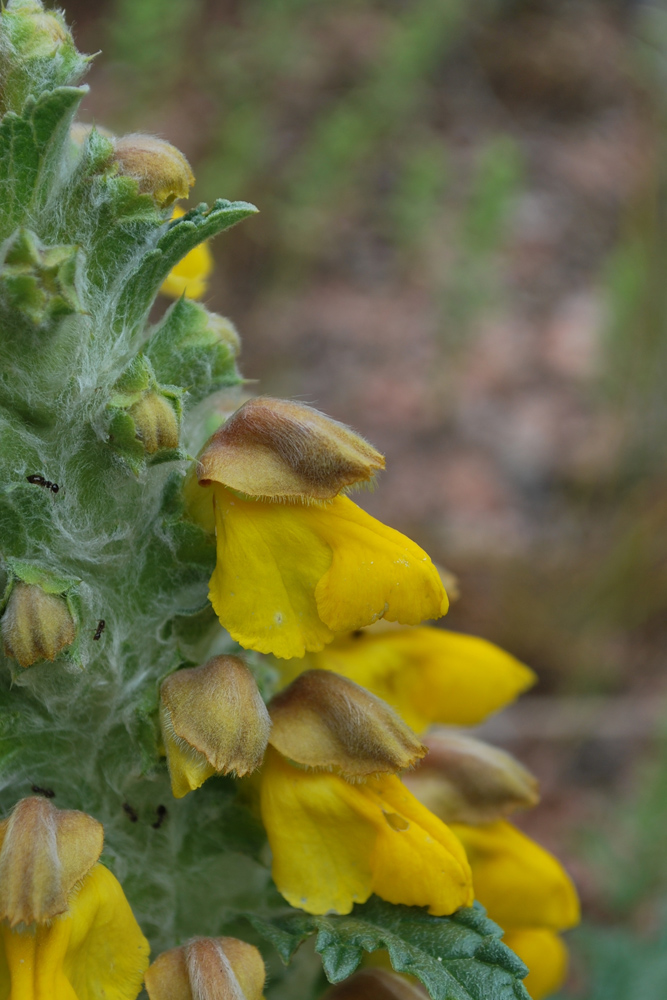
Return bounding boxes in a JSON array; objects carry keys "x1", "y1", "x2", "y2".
[{"x1": 64, "y1": 0, "x2": 667, "y2": 995}]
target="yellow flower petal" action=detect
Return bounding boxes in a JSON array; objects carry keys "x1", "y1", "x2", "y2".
[
  {"x1": 209, "y1": 486, "x2": 334, "y2": 659},
  {"x1": 63, "y1": 865, "x2": 150, "y2": 1000},
  {"x1": 260, "y1": 747, "x2": 472, "y2": 916},
  {"x1": 160, "y1": 207, "x2": 213, "y2": 300},
  {"x1": 161, "y1": 730, "x2": 217, "y2": 798},
  {"x1": 450, "y1": 821, "x2": 580, "y2": 932},
  {"x1": 307, "y1": 627, "x2": 535, "y2": 732},
  {"x1": 312, "y1": 499, "x2": 448, "y2": 633},
  {"x1": 209, "y1": 487, "x2": 447, "y2": 659},
  {"x1": 0, "y1": 864, "x2": 149, "y2": 1000},
  {"x1": 0, "y1": 913, "x2": 74, "y2": 1000},
  {"x1": 504, "y1": 928, "x2": 569, "y2": 1000}
]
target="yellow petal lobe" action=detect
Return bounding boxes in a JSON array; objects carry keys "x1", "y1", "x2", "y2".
[
  {"x1": 309, "y1": 627, "x2": 535, "y2": 732},
  {"x1": 451, "y1": 821, "x2": 580, "y2": 931},
  {"x1": 160, "y1": 724, "x2": 217, "y2": 799},
  {"x1": 504, "y1": 928, "x2": 569, "y2": 1000},
  {"x1": 209, "y1": 486, "x2": 333, "y2": 659},
  {"x1": 260, "y1": 747, "x2": 472, "y2": 916},
  {"x1": 1, "y1": 915, "x2": 75, "y2": 1000},
  {"x1": 62, "y1": 865, "x2": 150, "y2": 1000},
  {"x1": 209, "y1": 487, "x2": 447, "y2": 659}
]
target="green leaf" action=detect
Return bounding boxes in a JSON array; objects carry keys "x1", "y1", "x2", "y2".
[
  {"x1": 4, "y1": 557, "x2": 79, "y2": 596},
  {"x1": 117, "y1": 199, "x2": 258, "y2": 329},
  {"x1": 146, "y1": 298, "x2": 241, "y2": 406},
  {"x1": 0, "y1": 86, "x2": 86, "y2": 240},
  {"x1": 250, "y1": 898, "x2": 530, "y2": 1000}
]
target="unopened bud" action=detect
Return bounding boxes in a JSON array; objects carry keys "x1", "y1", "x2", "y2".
[
  {"x1": 402, "y1": 730, "x2": 539, "y2": 825},
  {"x1": 323, "y1": 969, "x2": 426, "y2": 999},
  {"x1": 197, "y1": 397, "x2": 385, "y2": 500},
  {"x1": 113, "y1": 134, "x2": 194, "y2": 206},
  {"x1": 1, "y1": 581, "x2": 75, "y2": 668},
  {"x1": 0, "y1": 1, "x2": 89, "y2": 114},
  {"x1": 145, "y1": 936, "x2": 266, "y2": 1000},
  {"x1": 160, "y1": 656, "x2": 271, "y2": 798},
  {"x1": 0, "y1": 796, "x2": 103, "y2": 926},
  {"x1": 268, "y1": 670, "x2": 426, "y2": 778},
  {"x1": 128, "y1": 391, "x2": 180, "y2": 454},
  {"x1": 0, "y1": 227, "x2": 83, "y2": 325}
]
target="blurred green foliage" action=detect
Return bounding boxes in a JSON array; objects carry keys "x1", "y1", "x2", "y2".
[{"x1": 102, "y1": 0, "x2": 515, "y2": 334}]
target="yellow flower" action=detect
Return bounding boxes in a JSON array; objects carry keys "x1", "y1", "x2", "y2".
[
  {"x1": 450, "y1": 820, "x2": 579, "y2": 932},
  {"x1": 0, "y1": 865, "x2": 149, "y2": 1000},
  {"x1": 0, "y1": 797, "x2": 149, "y2": 1000},
  {"x1": 159, "y1": 655, "x2": 271, "y2": 798},
  {"x1": 451, "y1": 821, "x2": 579, "y2": 1000},
  {"x1": 208, "y1": 486, "x2": 448, "y2": 659},
  {"x1": 402, "y1": 729, "x2": 539, "y2": 825},
  {"x1": 160, "y1": 207, "x2": 213, "y2": 300},
  {"x1": 503, "y1": 928, "x2": 569, "y2": 1000},
  {"x1": 295, "y1": 626, "x2": 535, "y2": 732},
  {"x1": 260, "y1": 746, "x2": 473, "y2": 916}
]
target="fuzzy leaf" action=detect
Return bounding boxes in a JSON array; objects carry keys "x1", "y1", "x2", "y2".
[
  {"x1": 250, "y1": 898, "x2": 530, "y2": 1000},
  {"x1": 0, "y1": 86, "x2": 86, "y2": 240},
  {"x1": 146, "y1": 298, "x2": 241, "y2": 405},
  {"x1": 117, "y1": 199, "x2": 258, "y2": 328}
]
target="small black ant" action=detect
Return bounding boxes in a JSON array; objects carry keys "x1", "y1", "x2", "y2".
[
  {"x1": 93, "y1": 619, "x2": 105, "y2": 641},
  {"x1": 152, "y1": 805, "x2": 168, "y2": 830},
  {"x1": 26, "y1": 474, "x2": 59, "y2": 494},
  {"x1": 122, "y1": 803, "x2": 138, "y2": 823},
  {"x1": 31, "y1": 784, "x2": 55, "y2": 798}
]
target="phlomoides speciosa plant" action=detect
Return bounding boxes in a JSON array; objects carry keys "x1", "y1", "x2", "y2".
[{"x1": 0, "y1": 4, "x2": 578, "y2": 999}]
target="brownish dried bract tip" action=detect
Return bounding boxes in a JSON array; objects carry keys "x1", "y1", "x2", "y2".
[
  {"x1": 113, "y1": 134, "x2": 194, "y2": 206},
  {"x1": 160, "y1": 656, "x2": 271, "y2": 798},
  {"x1": 268, "y1": 670, "x2": 426, "y2": 778},
  {"x1": 0, "y1": 796, "x2": 103, "y2": 926},
  {"x1": 145, "y1": 935, "x2": 266, "y2": 1000},
  {"x1": 403, "y1": 729, "x2": 539, "y2": 825},
  {"x1": 323, "y1": 969, "x2": 426, "y2": 999},
  {"x1": 1, "y1": 582, "x2": 75, "y2": 668},
  {"x1": 197, "y1": 396, "x2": 385, "y2": 500}
]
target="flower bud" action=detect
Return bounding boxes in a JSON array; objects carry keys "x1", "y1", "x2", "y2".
[
  {"x1": 128, "y1": 391, "x2": 180, "y2": 454},
  {"x1": 0, "y1": 1, "x2": 89, "y2": 115},
  {"x1": 0, "y1": 227, "x2": 83, "y2": 326},
  {"x1": 113, "y1": 134, "x2": 194, "y2": 206},
  {"x1": 0, "y1": 796, "x2": 103, "y2": 926},
  {"x1": 268, "y1": 670, "x2": 426, "y2": 778},
  {"x1": 323, "y1": 969, "x2": 426, "y2": 999},
  {"x1": 197, "y1": 397, "x2": 385, "y2": 500},
  {"x1": 1, "y1": 581, "x2": 75, "y2": 668},
  {"x1": 402, "y1": 729, "x2": 539, "y2": 825},
  {"x1": 160, "y1": 656, "x2": 271, "y2": 798},
  {"x1": 145, "y1": 936, "x2": 266, "y2": 1000}
]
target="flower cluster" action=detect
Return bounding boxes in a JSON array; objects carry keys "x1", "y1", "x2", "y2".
[{"x1": 161, "y1": 355, "x2": 578, "y2": 995}]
